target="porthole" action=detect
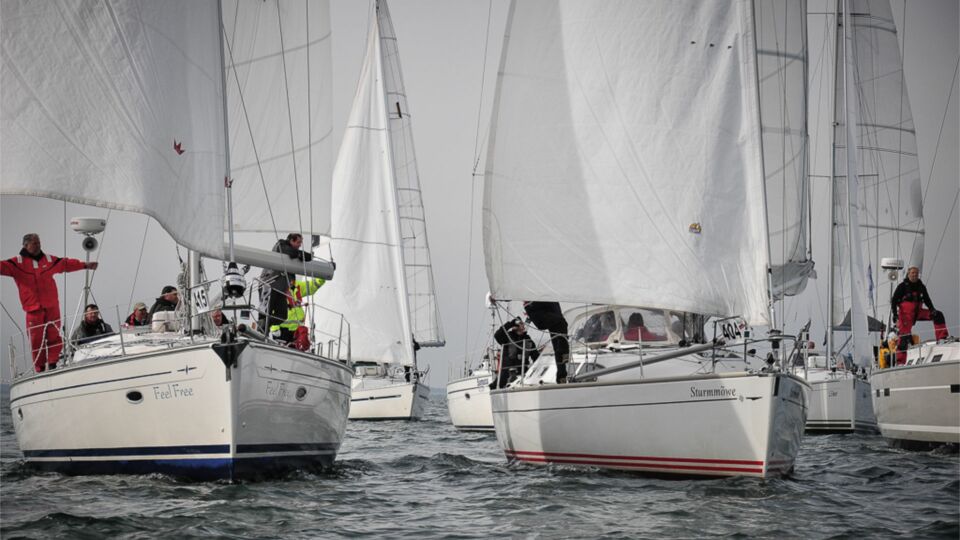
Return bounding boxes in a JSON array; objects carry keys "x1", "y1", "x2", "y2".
[
  {"x1": 296, "y1": 387, "x2": 307, "y2": 401},
  {"x1": 126, "y1": 390, "x2": 144, "y2": 404},
  {"x1": 465, "y1": 393, "x2": 471, "y2": 400},
  {"x1": 17, "y1": 408, "x2": 23, "y2": 420}
]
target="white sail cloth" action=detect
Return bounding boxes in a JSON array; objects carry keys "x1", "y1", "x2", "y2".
[
  {"x1": 377, "y1": 0, "x2": 445, "y2": 348},
  {"x1": 1, "y1": 0, "x2": 227, "y2": 257},
  {"x1": 483, "y1": 0, "x2": 771, "y2": 326},
  {"x1": 315, "y1": 3, "x2": 414, "y2": 365},
  {"x1": 755, "y1": 0, "x2": 814, "y2": 300},
  {"x1": 222, "y1": 0, "x2": 333, "y2": 238},
  {"x1": 832, "y1": 0, "x2": 924, "y2": 327}
]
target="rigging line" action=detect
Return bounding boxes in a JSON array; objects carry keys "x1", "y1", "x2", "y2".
[
  {"x1": 925, "y1": 188, "x2": 958, "y2": 282},
  {"x1": 463, "y1": 0, "x2": 494, "y2": 366},
  {"x1": 306, "y1": 0, "x2": 314, "y2": 246},
  {"x1": 275, "y1": 1, "x2": 309, "y2": 278},
  {"x1": 895, "y1": 0, "x2": 906, "y2": 267},
  {"x1": 920, "y1": 56, "x2": 959, "y2": 207},
  {"x1": 222, "y1": 20, "x2": 281, "y2": 247},
  {"x1": 126, "y1": 217, "x2": 151, "y2": 314}
]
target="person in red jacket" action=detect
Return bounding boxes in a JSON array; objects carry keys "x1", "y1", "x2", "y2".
[{"x1": 1, "y1": 233, "x2": 97, "y2": 372}]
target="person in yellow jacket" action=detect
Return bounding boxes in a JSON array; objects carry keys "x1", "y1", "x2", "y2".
[{"x1": 270, "y1": 277, "x2": 325, "y2": 349}]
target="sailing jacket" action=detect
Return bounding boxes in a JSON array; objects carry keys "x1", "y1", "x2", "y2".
[
  {"x1": 149, "y1": 296, "x2": 178, "y2": 316},
  {"x1": 271, "y1": 277, "x2": 326, "y2": 332},
  {"x1": 891, "y1": 278, "x2": 936, "y2": 318},
  {"x1": 0, "y1": 249, "x2": 87, "y2": 312},
  {"x1": 71, "y1": 319, "x2": 115, "y2": 346}
]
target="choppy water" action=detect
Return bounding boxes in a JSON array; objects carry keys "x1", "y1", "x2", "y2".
[{"x1": 1, "y1": 385, "x2": 957, "y2": 539}]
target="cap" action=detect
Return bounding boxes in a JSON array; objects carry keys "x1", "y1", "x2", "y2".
[
  {"x1": 161, "y1": 285, "x2": 177, "y2": 294},
  {"x1": 134, "y1": 302, "x2": 147, "y2": 311}
]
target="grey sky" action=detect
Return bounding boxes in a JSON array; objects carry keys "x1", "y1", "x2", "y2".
[{"x1": 2, "y1": 0, "x2": 957, "y2": 383}]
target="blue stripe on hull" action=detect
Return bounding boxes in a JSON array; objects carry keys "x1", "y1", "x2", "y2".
[{"x1": 26, "y1": 453, "x2": 338, "y2": 481}]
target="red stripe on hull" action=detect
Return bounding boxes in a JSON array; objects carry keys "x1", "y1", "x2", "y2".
[
  {"x1": 510, "y1": 455, "x2": 763, "y2": 475},
  {"x1": 505, "y1": 449, "x2": 763, "y2": 466}
]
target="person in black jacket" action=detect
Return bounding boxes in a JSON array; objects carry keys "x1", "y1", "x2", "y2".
[
  {"x1": 523, "y1": 301, "x2": 570, "y2": 383},
  {"x1": 259, "y1": 233, "x2": 313, "y2": 331},
  {"x1": 71, "y1": 304, "x2": 114, "y2": 346},
  {"x1": 149, "y1": 285, "x2": 179, "y2": 316},
  {"x1": 891, "y1": 266, "x2": 949, "y2": 364},
  {"x1": 491, "y1": 318, "x2": 540, "y2": 389}
]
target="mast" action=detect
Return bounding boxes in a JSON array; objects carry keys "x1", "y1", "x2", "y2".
[
  {"x1": 827, "y1": 0, "x2": 839, "y2": 363},
  {"x1": 217, "y1": 0, "x2": 235, "y2": 265}
]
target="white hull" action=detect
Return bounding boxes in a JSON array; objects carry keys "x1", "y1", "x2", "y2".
[
  {"x1": 446, "y1": 368, "x2": 495, "y2": 431},
  {"x1": 9, "y1": 338, "x2": 352, "y2": 480},
  {"x1": 350, "y1": 376, "x2": 429, "y2": 420},
  {"x1": 492, "y1": 372, "x2": 808, "y2": 478},
  {"x1": 804, "y1": 372, "x2": 876, "y2": 433},
  {"x1": 870, "y1": 341, "x2": 960, "y2": 449}
]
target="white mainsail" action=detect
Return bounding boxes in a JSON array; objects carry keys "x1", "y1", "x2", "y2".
[
  {"x1": 1, "y1": 0, "x2": 226, "y2": 257},
  {"x1": 483, "y1": 0, "x2": 771, "y2": 325},
  {"x1": 756, "y1": 0, "x2": 814, "y2": 299},
  {"x1": 222, "y1": 0, "x2": 333, "y2": 238},
  {"x1": 315, "y1": 0, "x2": 443, "y2": 366},
  {"x1": 832, "y1": 0, "x2": 924, "y2": 332}
]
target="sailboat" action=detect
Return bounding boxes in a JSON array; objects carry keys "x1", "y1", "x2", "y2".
[
  {"x1": 446, "y1": 301, "x2": 498, "y2": 432},
  {"x1": 1, "y1": 0, "x2": 352, "y2": 480},
  {"x1": 796, "y1": 0, "x2": 881, "y2": 435},
  {"x1": 831, "y1": 0, "x2": 959, "y2": 448},
  {"x1": 482, "y1": 0, "x2": 812, "y2": 478},
  {"x1": 314, "y1": 0, "x2": 444, "y2": 421}
]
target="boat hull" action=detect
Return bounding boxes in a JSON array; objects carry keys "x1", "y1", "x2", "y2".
[
  {"x1": 805, "y1": 375, "x2": 876, "y2": 433},
  {"x1": 446, "y1": 370, "x2": 495, "y2": 431},
  {"x1": 491, "y1": 372, "x2": 808, "y2": 478},
  {"x1": 870, "y1": 343, "x2": 960, "y2": 449},
  {"x1": 349, "y1": 377, "x2": 429, "y2": 420},
  {"x1": 9, "y1": 340, "x2": 352, "y2": 480}
]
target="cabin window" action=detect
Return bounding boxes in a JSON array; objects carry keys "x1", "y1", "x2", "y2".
[
  {"x1": 571, "y1": 310, "x2": 618, "y2": 344},
  {"x1": 620, "y1": 308, "x2": 669, "y2": 342}
]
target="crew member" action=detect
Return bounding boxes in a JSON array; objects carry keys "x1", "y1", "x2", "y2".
[
  {"x1": 891, "y1": 266, "x2": 949, "y2": 364},
  {"x1": 71, "y1": 304, "x2": 115, "y2": 346},
  {"x1": 491, "y1": 318, "x2": 540, "y2": 389},
  {"x1": 269, "y1": 276, "x2": 325, "y2": 350},
  {"x1": 259, "y1": 233, "x2": 313, "y2": 330},
  {"x1": 1, "y1": 233, "x2": 96, "y2": 372},
  {"x1": 523, "y1": 301, "x2": 570, "y2": 383},
  {"x1": 149, "y1": 285, "x2": 179, "y2": 315},
  {"x1": 124, "y1": 302, "x2": 150, "y2": 327}
]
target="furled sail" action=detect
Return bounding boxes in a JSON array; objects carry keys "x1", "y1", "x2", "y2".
[
  {"x1": 1, "y1": 0, "x2": 227, "y2": 257},
  {"x1": 221, "y1": 0, "x2": 333, "y2": 239},
  {"x1": 315, "y1": 0, "x2": 443, "y2": 365},
  {"x1": 483, "y1": 0, "x2": 771, "y2": 326},
  {"x1": 832, "y1": 0, "x2": 924, "y2": 330},
  {"x1": 755, "y1": 0, "x2": 815, "y2": 299}
]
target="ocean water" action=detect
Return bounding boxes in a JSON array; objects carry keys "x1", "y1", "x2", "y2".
[{"x1": 1, "y1": 386, "x2": 957, "y2": 539}]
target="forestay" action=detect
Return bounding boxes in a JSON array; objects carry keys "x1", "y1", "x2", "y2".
[
  {"x1": 1, "y1": 0, "x2": 226, "y2": 257},
  {"x1": 222, "y1": 0, "x2": 333, "y2": 239},
  {"x1": 831, "y1": 0, "x2": 924, "y2": 326},
  {"x1": 483, "y1": 0, "x2": 771, "y2": 325}
]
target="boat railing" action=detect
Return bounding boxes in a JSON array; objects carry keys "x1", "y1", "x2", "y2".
[{"x1": 5, "y1": 301, "x2": 137, "y2": 382}]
